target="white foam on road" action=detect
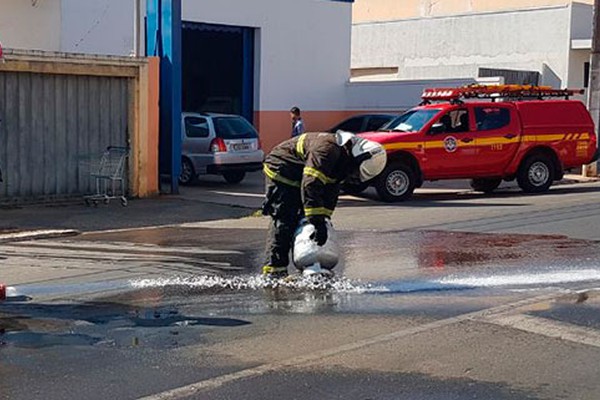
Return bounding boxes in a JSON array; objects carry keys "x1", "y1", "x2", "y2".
[
  {"x1": 439, "y1": 269, "x2": 600, "y2": 288},
  {"x1": 367, "y1": 269, "x2": 600, "y2": 294},
  {"x1": 130, "y1": 275, "x2": 378, "y2": 293},
  {"x1": 130, "y1": 267, "x2": 600, "y2": 295}
]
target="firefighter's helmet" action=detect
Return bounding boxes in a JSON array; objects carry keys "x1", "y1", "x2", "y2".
[{"x1": 336, "y1": 131, "x2": 387, "y2": 182}]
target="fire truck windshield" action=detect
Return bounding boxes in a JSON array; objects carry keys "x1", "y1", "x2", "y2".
[{"x1": 381, "y1": 109, "x2": 440, "y2": 133}]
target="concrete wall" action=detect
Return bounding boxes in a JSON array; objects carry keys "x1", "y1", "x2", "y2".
[
  {"x1": 569, "y1": 49, "x2": 591, "y2": 90},
  {"x1": 352, "y1": 6, "x2": 573, "y2": 87},
  {"x1": 353, "y1": 0, "x2": 593, "y2": 23},
  {"x1": 346, "y1": 78, "x2": 475, "y2": 112},
  {"x1": 60, "y1": 0, "x2": 135, "y2": 56},
  {"x1": 0, "y1": 0, "x2": 61, "y2": 51},
  {"x1": 570, "y1": 2, "x2": 593, "y2": 40}
]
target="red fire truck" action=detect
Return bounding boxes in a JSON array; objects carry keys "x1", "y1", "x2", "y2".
[{"x1": 358, "y1": 85, "x2": 599, "y2": 202}]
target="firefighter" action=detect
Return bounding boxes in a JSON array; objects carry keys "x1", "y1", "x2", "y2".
[{"x1": 261, "y1": 131, "x2": 387, "y2": 278}]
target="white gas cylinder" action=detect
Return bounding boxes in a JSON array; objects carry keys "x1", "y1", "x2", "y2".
[{"x1": 292, "y1": 219, "x2": 340, "y2": 270}]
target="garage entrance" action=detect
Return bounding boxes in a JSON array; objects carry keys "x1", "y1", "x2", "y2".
[{"x1": 182, "y1": 22, "x2": 255, "y2": 123}]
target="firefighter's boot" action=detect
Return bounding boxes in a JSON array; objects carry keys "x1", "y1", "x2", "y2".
[{"x1": 262, "y1": 265, "x2": 288, "y2": 280}]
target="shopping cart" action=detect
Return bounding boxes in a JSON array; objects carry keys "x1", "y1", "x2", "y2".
[{"x1": 83, "y1": 146, "x2": 129, "y2": 207}]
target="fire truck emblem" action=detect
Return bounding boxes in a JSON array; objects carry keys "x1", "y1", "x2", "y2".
[{"x1": 444, "y1": 136, "x2": 458, "y2": 153}]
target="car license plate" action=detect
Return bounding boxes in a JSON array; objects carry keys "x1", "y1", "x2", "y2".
[{"x1": 231, "y1": 143, "x2": 251, "y2": 151}]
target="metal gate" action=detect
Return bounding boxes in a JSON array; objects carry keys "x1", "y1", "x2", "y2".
[{"x1": 0, "y1": 71, "x2": 129, "y2": 203}]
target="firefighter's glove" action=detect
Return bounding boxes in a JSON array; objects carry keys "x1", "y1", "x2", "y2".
[{"x1": 309, "y1": 217, "x2": 328, "y2": 246}]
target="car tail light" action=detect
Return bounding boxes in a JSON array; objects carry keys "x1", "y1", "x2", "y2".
[
  {"x1": 210, "y1": 138, "x2": 227, "y2": 153},
  {"x1": 257, "y1": 138, "x2": 262, "y2": 150}
]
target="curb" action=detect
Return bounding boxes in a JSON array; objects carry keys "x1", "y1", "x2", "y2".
[
  {"x1": 560, "y1": 175, "x2": 600, "y2": 185},
  {"x1": 0, "y1": 229, "x2": 80, "y2": 244}
]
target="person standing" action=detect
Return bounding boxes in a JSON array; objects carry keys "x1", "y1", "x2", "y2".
[{"x1": 290, "y1": 106, "x2": 305, "y2": 137}]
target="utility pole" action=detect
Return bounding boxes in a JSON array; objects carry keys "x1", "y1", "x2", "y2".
[
  {"x1": 133, "y1": 0, "x2": 142, "y2": 57},
  {"x1": 586, "y1": 0, "x2": 600, "y2": 176}
]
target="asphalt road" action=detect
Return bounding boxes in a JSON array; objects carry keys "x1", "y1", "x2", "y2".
[{"x1": 2, "y1": 173, "x2": 600, "y2": 400}]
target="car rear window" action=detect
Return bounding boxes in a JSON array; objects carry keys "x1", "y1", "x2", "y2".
[{"x1": 213, "y1": 117, "x2": 258, "y2": 139}]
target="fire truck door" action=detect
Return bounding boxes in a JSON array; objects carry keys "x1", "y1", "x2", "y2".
[
  {"x1": 473, "y1": 105, "x2": 521, "y2": 175},
  {"x1": 424, "y1": 108, "x2": 477, "y2": 178}
]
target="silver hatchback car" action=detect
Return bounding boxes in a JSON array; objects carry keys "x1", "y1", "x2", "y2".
[{"x1": 180, "y1": 113, "x2": 264, "y2": 184}]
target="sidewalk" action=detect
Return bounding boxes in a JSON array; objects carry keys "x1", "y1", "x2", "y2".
[{"x1": 0, "y1": 194, "x2": 252, "y2": 234}]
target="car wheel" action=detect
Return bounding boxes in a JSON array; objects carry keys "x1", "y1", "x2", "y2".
[
  {"x1": 517, "y1": 154, "x2": 555, "y2": 193},
  {"x1": 179, "y1": 158, "x2": 197, "y2": 185},
  {"x1": 341, "y1": 181, "x2": 369, "y2": 195},
  {"x1": 374, "y1": 163, "x2": 416, "y2": 202},
  {"x1": 223, "y1": 171, "x2": 246, "y2": 184},
  {"x1": 470, "y1": 178, "x2": 502, "y2": 193}
]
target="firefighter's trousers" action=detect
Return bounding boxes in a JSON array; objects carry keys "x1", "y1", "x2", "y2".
[{"x1": 262, "y1": 181, "x2": 303, "y2": 270}]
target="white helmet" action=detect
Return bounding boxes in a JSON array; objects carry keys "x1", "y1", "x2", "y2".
[{"x1": 336, "y1": 131, "x2": 387, "y2": 182}]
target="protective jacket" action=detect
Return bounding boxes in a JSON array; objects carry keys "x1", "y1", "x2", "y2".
[{"x1": 263, "y1": 132, "x2": 355, "y2": 219}]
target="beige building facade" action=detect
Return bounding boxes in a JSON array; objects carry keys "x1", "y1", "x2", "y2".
[
  {"x1": 353, "y1": 0, "x2": 593, "y2": 23},
  {"x1": 349, "y1": 2, "x2": 593, "y2": 111}
]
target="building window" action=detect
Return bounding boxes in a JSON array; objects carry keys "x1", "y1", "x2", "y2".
[{"x1": 584, "y1": 62, "x2": 590, "y2": 89}]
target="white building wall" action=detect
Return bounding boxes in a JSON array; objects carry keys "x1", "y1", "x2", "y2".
[
  {"x1": 567, "y1": 3, "x2": 593, "y2": 99},
  {"x1": 352, "y1": 5, "x2": 573, "y2": 86},
  {"x1": 60, "y1": 0, "x2": 135, "y2": 56},
  {"x1": 181, "y1": 0, "x2": 352, "y2": 111},
  {"x1": 569, "y1": 49, "x2": 590, "y2": 89},
  {"x1": 0, "y1": 0, "x2": 61, "y2": 52},
  {"x1": 570, "y1": 2, "x2": 593, "y2": 40}
]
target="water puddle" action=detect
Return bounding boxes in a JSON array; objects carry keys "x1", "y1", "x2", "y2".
[
  {"x1": 5, "y1": 281, "x2": 131, "y2": 299},
  {"x1": 0, "y1": 332, "x2": 100, "y2": 349}
]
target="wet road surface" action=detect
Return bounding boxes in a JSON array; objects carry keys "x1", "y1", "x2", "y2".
[
  {"x1": 3, "y1": 225, "x2": 600, "y2": 399},
  {"x1": 3, "y1": 179, "x2": 600, "y2": 399}
]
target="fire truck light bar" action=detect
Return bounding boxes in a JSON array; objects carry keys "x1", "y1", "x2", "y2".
[{"x1": 421, "y1": 85, "x2": 584, "y2": 101}]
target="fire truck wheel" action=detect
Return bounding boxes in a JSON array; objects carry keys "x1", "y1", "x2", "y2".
[
  {"x1": 375, "y1": 163, "x2": 416, "y2": 202},
  {"x1": 517, "y1": 153, "x2": 555, "y2": 193},
  {"x1": 470, "y1": 178, "x2": 502, "y2": 193}
]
